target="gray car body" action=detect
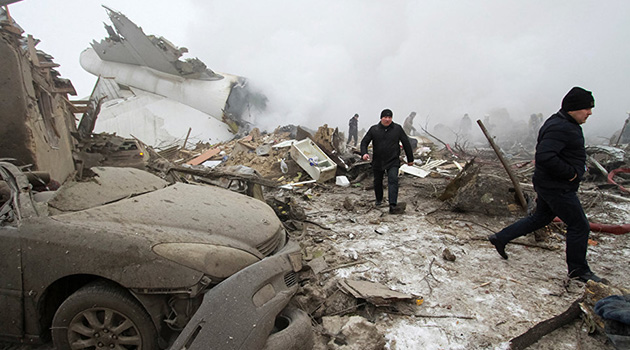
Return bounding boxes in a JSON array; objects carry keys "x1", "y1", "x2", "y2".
[{"x1": 0, "y1": 163, "x2": 300, "y2": 348}]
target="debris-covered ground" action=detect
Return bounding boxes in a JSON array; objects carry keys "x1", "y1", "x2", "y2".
[
  {"x1": 156, "y1": 125, "x2": 629, "y2": 350},
  {"x1": 2, "y1": 126, "x2": 629, "y2": 350},
  {"x1": 277, "y1": 173, "x2": 629, "y2": 349}
]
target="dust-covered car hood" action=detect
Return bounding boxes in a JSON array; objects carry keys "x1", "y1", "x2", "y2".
[{"x1": 51, "y1": 182, "x2": 284, "y2": 258}]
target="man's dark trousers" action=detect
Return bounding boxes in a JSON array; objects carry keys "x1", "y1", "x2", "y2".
[
  {"x1": 494, "y1": 187, "x2": 590, "y2": 276},
  {"x1": 373, "y1": 167, "x2": 399, "y2": 205},
  {"x1": 348, "y1": 131, "x2": 358, "y2": 146}
]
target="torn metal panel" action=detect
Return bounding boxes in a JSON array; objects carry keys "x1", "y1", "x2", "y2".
[
  {"x1": 169, "y1": 241, "x2": 306, "y2": 350},
  {"x1": 79, "y1": 75, "x2": 236, "y2": 147},
  {"x1": 93, "y1": 6, "x2": 222, "y2": 81},
  {"x1": 338, "y1": 279, "x2": 418, "y2": 306},
  {"x1": 80, "y1": 7, "x2": 267, "y2": 147}
]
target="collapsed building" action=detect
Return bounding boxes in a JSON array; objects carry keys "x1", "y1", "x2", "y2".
[{"x1": 0, "y1": 4, "x2": 78, "y2": 182}]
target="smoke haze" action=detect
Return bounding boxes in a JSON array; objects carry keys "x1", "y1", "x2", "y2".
[{"x1": 10, "y1": 0, "x2": 630, "y2": 143}]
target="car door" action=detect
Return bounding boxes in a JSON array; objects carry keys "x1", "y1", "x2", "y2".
[{"x1": 0, "y1": 214, "x2": 24, "y2": 337}]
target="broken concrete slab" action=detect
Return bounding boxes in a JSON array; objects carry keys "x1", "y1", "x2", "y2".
[
  {"x1": 255, "y1": 144, "x2": 272, "y2": 156},
  {"x1": 338, "y1": 279, "x2": 418, "y2": 307},
  {"x1": 321, "y1": 315, "x2": 386, "y2": 350},
  {"x1": 307, "y1": 256, "x2": 328, "y2": 275}
]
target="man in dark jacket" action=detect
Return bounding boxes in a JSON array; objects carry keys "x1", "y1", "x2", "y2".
[
  {"x1": 488, "y1": 87, "x2": 605, "y2": 283},
  {"x1": 347, "y1": 113, "x2": 359, "y2": 146},
  {"x1": 360, "y1": 109, "x2": 414, "y2": 214}
]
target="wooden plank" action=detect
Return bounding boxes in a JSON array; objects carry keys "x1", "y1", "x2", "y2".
[
  {"x1": 60, "y1": 96, "x2": 87, "y2": 113},
  {"x1": 37, "y1": 62, "x2": 61, "y2": 68},
  {"x1": 186, "y1": 147, "x2": 221, "y2": 166}
]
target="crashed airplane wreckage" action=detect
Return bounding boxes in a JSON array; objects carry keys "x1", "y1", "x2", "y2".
[{"x1": 78, "y1": 6, "x2": 267, "y2": 148}]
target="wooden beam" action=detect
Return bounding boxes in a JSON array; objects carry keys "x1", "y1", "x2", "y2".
[
  {"x1": 60, "y1": 96, "x2": 89, "y2": 114},
  {"x1": 509, "y1": 296, "x2": 584, "y2": 350},
  {"x1": 26, "y1": 35, "x2": 40, "y2": 67},
  {"x1": 37, "y1": 62, "x2": 61, "y2": 68},
  {"x1": 477, "y1": 119, "x2": 528, "y2": 210}
]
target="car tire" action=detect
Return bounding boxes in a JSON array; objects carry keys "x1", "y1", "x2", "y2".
[
  {"x1": 262, "y1": 307, "x2": 314, "y2": 350},
  {"x1": 51, "y1": 281, "x2": 158, "y2": 350}
]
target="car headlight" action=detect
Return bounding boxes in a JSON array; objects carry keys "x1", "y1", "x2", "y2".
[{"x1": 153, "y1": 243, "x2": 260, "y2": 279}]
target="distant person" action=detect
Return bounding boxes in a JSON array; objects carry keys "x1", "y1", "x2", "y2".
[
  {"x1": 483, "y1": 114, "x2": 494, "y2": 133},
  {"x1": 528, "y1": 113, "x2": 543, "y2": 135},
  {"x1": 403, "y1": 111, "x2": 417, "y2": 136},
  {"x1": 459, "y1": 113, "x2": 472, "y2": 137},
  {"x1": 619, "y1": 114, "x2": 630, "y2": 144},
  {"x1": 347, "y1": 113, "x2": 359, "y2": 146},
  {"x1": 360, "y1": 109, "x2": 414, "y2": 214},
  {"x1": 528, "y1": 113, "x2": 543, "y2": 132},
  {"x1": 526, "y1": 113, "x2": 544, "y2": 148},
  {"x1": 488, "y1": 87, "x2": 606, "y2": 283}
]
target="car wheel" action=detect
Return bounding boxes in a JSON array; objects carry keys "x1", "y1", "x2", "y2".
[
  {"x1": 262, "y1": 307, "x2": 313, "y2": 350},
  {"x1": 51, "y1": 281, "x2": 158, "y2": 350}
]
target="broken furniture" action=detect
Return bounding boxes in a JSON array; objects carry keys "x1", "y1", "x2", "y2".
[{"x1": 290, "y1": 138, "x2": 337, "y2": 183}]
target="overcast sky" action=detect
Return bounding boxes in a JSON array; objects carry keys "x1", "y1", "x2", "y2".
[{"x1": 9, "y1": 0, "x2": 630, "y2": 141}]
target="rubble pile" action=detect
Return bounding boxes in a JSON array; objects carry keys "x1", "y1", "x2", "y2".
[
  {"x1": 132, "y1": 122, "x2": 629, "y2": 350},
  {"x1": 162, "y1": 123, "x2": 628, "y2": 349},
  {"x1": 7, "y1": 120, "x2": 630, "y2": 350}
]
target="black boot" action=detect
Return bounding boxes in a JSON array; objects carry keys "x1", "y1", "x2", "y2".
[
  {"x1": 389, "y1": 202, "x2": 406, "y2": 214},
  {"x1": 488, "y1": 234, "x2": 508, "y2": 259},
  {"x1": 571, "y1": 271, "x2": 609, "y2": 285}
]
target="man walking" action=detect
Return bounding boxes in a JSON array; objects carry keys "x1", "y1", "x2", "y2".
[
  {"x1": 488, "y1": 87, "x2": 605, "y2": 283},
  {"x1": 361, "y1": 109, "x2": 414, "y2": 214},
  {"x1": 347, "y1": 113, "x2": 359, "y2": 146},
  {"x1": 403, "y1": 111, "x2": 417, "y2": 136}
]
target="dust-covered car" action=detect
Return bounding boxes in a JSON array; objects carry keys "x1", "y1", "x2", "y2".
[{"x1": 0, "y1": 162, "x2": 311, "y2": 350}]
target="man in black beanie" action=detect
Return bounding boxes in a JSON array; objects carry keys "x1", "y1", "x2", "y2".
[
  {"x1": 360, "y1": 109, "x2": 414, "y2": 214},
  {"x1": 488, "y1": 87, "x2": 606, "y2": 283}
]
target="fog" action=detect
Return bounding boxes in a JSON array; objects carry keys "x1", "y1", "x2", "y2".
[{"x1": 10, "y1": 0, "x2": 630, "y2": 143}]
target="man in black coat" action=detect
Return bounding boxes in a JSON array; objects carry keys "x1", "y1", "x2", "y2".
[
  {"x1": 347, "y1": 113, "x2": 359, "y2": 146},
  {"x1": 360, "y1": 109, "x2": 414, "y2": 214},
  {"x1": 488, "y1": 87, "x2": 605, "y2": 283}
]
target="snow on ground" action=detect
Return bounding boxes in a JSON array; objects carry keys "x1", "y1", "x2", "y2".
[{"x1": 289, "y1": 173, "x2": 629, "y2": 349}]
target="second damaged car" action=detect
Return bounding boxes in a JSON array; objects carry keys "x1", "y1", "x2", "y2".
[{"x1": 0, "y1": 162, "x2": 312, "y2": 350}]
